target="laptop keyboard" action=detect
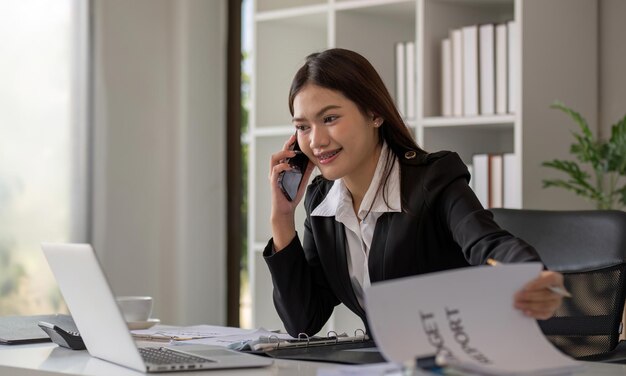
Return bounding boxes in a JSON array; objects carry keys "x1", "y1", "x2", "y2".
[{"x1": 139, "y1": 347, "x2": 213, "y2": 365}]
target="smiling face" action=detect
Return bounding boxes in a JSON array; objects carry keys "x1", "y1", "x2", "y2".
[{"x1": 292, "y1": 84, "x2": 382, "y2": 189}]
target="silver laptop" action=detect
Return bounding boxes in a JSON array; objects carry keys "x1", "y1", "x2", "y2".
[{"x1": 41, "y1": 243, "x2": 273, "y2": 373}]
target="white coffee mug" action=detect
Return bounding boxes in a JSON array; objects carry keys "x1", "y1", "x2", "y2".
[{"x1": 116, "y1": 296, "x2": 153, "y2": 322}]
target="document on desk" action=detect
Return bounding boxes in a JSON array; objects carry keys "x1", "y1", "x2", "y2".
[
  {"x1": 365, "y1": 263, "x2": 582, "y2": 376},
  {"x1": 131, "y1": 325, "x2": 291, "y2": 347}
]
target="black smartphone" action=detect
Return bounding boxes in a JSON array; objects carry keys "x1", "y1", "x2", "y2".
[{"x1": 277, "y1": 138, "x2": 309, "y2": 202}]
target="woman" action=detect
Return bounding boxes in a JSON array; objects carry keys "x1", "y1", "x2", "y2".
[{"x1": 265, "y1": 48, "x2": 564, "y2": 337}]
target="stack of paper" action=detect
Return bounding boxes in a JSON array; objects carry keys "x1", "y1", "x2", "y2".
[
  {"x1": 364, "y1": 264, "x2": 581, "y2": 376},
  {"x1": 131, "y1": 325, "x2": 291, "y2": 347}
]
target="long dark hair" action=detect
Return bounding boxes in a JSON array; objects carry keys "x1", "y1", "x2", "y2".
[{"x1": 288, "y1": 48, "x2": 424, "y2": 211}]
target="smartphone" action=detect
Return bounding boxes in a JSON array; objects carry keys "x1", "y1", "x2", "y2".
[{"x1": 277, "y1": 138, "x2": 309, "y2": 202}]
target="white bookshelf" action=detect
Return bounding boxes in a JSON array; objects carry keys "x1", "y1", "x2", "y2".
[
  {"x1": 421, "y1": 114, "x2": 515, "y2": 127},
  {"x1": 248, "y1": 0, "x2": 598, "y2": 332}
]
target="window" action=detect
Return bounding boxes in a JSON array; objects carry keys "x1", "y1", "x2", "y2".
[
  {"x1": 240, "y1": 0, "x2": 252, "y2": 328},
  {"x1": 0, "y1": 0, "x2": 89, "y2": 314}
]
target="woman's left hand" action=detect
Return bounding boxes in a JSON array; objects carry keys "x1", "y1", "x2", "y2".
[{"x1": 514, "y1": 271, "x2": 565, "y2": 320}]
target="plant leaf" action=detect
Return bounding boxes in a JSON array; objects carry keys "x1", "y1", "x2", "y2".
[
  {"x1": 551, "y1": 101, "x2": 604, "y2": 170},
  {"x1": 541, "y1": 159, "x2": 594, "y2": 190},
  {"x1": 617, "y1": 185, "x2": 626, "y2": 208},
  {"x1": 551, "y1": 102, "x2": 593, "y2": 139},
  {"x1": 541, "y1": 159, "x2": 607, "y2": 203},
  {"x1": 607, "y1": 113, "x2": 626, "y2": 175}
]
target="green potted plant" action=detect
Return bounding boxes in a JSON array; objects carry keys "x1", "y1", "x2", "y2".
[{"x1": 542, "y1": 102, "x2": 626, "y2": 210}]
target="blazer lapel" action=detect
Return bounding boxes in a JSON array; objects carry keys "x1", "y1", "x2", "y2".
[{"x1": 369, "y1": 213, "x2": 391, "y2": 282}]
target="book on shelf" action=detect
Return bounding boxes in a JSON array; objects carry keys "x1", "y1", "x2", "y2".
[
  {"x1": 405, "y1": 41, "x2": 416, "y2": 119},
  {"x1": 503, "y1": 153, "x2": 521, "y2": 208},
  {"x1": 479, "y1": 23, "x2": 495, "y2": 115},
  {"x1": 472, "y1": 153, "x2": 519, "y2": 209},
  {"x1": 394, "y1": 41, "x2": 415, "y2": 120},
  {"x1": 471, "y1": 154, "x2": 489, "y2": 208},
  {"x1": 441, "y1": 38, "x2": 452, "y2": 117},
  {"x1": 462, "y1": 25, "x2": 479, "y2": 116},
  {"x1": 450, "y1": 29, "x2": 463, "y2": 117},
  {"x1": 507, "y1": 20, "x2": 516, "y2": 114},
  {"x1": 395, "y1": 42, "x2": 406, "y2": 117},
  {"x1": 495, "y1": 23, "x2": 508, "y2": 115},
  {"x1": 489, "y1": 154, "x2": 503, "y2": 208},
  {"x1": 441, "y1": 21, "x2": 515, "y2": 117}
]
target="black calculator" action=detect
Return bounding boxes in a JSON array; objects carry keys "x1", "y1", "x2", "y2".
[{"x1": 38, "y1": 321, "x2": 86, "y2": 350}]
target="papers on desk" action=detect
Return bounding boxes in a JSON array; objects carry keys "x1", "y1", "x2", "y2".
[
  {"x1": 131, "y1": 325, "x2": 291, "y2": 347},
  {"x1": 317, "y1": 363, "x2": 403, "y2": 376},
  {"x1": 365, "y1": 263, "x2": 582, "y2": 376}
]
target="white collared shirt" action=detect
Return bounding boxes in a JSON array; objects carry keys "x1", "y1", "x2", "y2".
[{"x1": 311, "y1": 142, "x2": 401, "y2": 309}]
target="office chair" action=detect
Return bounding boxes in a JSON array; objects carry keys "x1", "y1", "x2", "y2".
[{"x1": 491, "y1": 209, "x2": 626, "y2": 362}]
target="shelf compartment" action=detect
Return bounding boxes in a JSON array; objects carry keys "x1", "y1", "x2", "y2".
[
  {"x1": 421, "y1": 114, "x2": 514, "y2": 128},
  {"x1": 421, "y1": 124, "x2": 513, "y2": 164},
  {"x1": 250, "y1": 251, "x2": 285, "y2": 329},
  {"x1": 420, "y1": 0, "x2": 514, "y2": 118},
  {"x1": 255, "y1": 12, "x2": 328, "y2": 128},
  {"x1": 251, "y1": 125, "x2": 294, "y2": 137},
  {"x1": 335, "y1": 0, "x2": 415, "y2": 14},
  {"x1": 335, "y1": 1, "x2": 416, "y2": 104},
  {"x1": 256, "y1": 0, "x2": 327, "y2": 14}
]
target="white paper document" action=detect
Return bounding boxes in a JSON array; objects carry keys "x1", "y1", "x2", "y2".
[
  {"x1": 317, "y1": 363, "x2": 408, "y2": 376},
  {"x1": 131, "y1": 325, "x2": 291, "y2": 347},
  {"x1": 317, "y1": 362, "x2": 451, "y2": 376},
  {"x1": 365, "y1": 263, "x2": 582, "y2": 375}
]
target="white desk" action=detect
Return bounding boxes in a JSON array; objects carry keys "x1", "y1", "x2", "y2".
[
  {"x1": 1, "y1": 342, "x2": 626, "y2": 376},
  {"x1": 0, "y1": 342, "x2": 333, "y2": 376}
]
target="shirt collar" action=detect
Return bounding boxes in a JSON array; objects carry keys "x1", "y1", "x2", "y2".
[{"x1": 311, "y1": 142, "x2": 401, "y2": 218}]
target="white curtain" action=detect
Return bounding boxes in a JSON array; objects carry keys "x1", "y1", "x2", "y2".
[{"x1": 0, "y1": 0, "x2": 89, "y2": 315}]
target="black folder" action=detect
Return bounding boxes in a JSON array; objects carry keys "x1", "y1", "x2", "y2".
[
  {"x1": 260, "y1": 340, "x2": 386, "y2": 364},
  {"x1": 0, "y1": 314, "x2": 76, "y2": 345}
]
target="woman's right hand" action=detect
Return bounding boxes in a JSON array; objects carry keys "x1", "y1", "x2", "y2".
[{"x1": 268, "y1": 133, "x2": 315, "y2": 251}]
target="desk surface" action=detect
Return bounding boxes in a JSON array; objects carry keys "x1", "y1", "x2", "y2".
[
  {"x1": 1, "y1": 342, "x2": 626, "y2": 376},
  {"x1": 0, "y1": 342, "x2": 332, "y2": 376}
]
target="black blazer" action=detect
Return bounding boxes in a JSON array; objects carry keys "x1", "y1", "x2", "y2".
[{"x1": 264, "y1": 150, "x2": 540, "y2": 337}]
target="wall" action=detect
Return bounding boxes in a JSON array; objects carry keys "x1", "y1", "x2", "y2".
[
  {"x1": 92, "y1": 0, "x2": 227, "y2": 325},
  {"x1": 599, "y1": 0, "x2": 626, "y2": 136},
  {"x1": 521, "y1": 0, "x2": 626, "y2": 210},
  {"x1": 520, "y1": 0, "x2": 598, "y2": 210}
]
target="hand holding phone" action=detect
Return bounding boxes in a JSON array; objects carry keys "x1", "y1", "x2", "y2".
[{"x1": 277, "y1": 138, "x2": 309, "y2": 202}]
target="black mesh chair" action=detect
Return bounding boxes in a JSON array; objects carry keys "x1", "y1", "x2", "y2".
[{"x1": 491, "y1": 209, "x2": 626, "y2": 362}]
